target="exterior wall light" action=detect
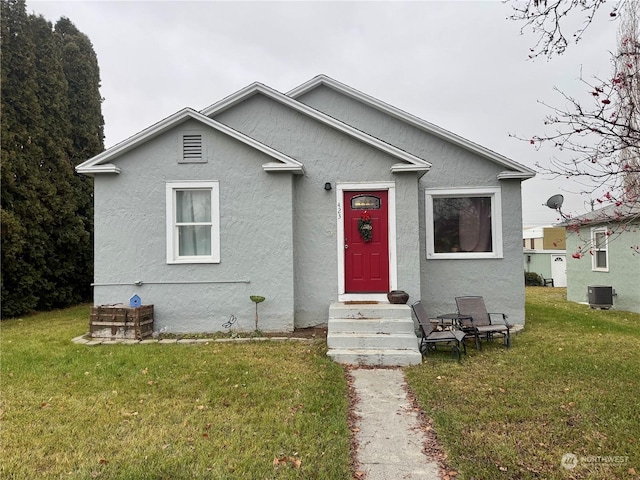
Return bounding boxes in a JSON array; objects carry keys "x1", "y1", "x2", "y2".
[{"x1": 324, "y1": 182, "x2": 332, "y2": 191}]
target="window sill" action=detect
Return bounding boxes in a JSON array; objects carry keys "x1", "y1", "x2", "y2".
[
  {"x1": 427, "y1": 253, "x2": 503, "y2": 260},
  {"x1": 167, "y1": 258, "x2": 220, "y2": 265}
]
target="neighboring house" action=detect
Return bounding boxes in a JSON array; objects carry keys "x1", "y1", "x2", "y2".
[
  {"x1": 564, "y1": 202, "x2": 640, "y2": 313},
  {"x1": 76, "y1": 75, "x2": 536, "y2": 333},
  {"x1": 523, "y1": 226, "x2": 566, "y2": 251},
  {"x1": 523, "y1": 226, "x2": 567, "y2": 287}
]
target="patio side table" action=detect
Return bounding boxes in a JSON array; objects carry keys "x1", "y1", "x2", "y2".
[{"x1": 436, "y1": 313, "x2": 478, "y2": 349}]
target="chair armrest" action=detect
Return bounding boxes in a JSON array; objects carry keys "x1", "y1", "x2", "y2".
[
  {"x1": 489, "y1": 313, "x2": 510, "y2": 327},
  {"x1": 456, "y1": 316, "x2": 475, "y2": 329}
]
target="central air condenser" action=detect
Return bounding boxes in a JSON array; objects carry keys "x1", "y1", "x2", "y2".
[{"x1": 587, "y1": 285, "x2": 613, "y2": 309}]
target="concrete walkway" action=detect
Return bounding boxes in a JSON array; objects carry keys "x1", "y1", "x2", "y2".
[{"x1": 351, "y1": 368, "x2": 442, "y2": 480}]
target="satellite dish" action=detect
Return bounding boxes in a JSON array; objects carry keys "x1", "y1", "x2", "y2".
[
  {"x1": 544, "y1": 194, "x2": 564, "y2": 210},
  {"x1": 543, "y1": 194, "x2": 570, "y2": 220}
]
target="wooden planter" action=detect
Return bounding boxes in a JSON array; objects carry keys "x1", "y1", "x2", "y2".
[{"x1": 89, "y1": 304, "x2": 154, "y2": 340}]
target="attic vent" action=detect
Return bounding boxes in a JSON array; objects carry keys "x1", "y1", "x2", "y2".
[{"x1": 181, "y1": 134, "x2": 204, "y2": 162}]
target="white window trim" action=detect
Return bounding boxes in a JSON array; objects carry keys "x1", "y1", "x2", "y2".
[
  {"x1": 591, "y1": 227, "x2": 609, "y2": 272},
  {"x1": 425, "y1": 186, "x2": 503, "y2": 260},
  {"x1": 166, "y1": 181, "x2": 220, "y2": 264}
]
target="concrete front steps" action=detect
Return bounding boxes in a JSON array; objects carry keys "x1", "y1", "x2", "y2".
[{"x1": 327, "y1": 302, "x2": 422, "y2": 366}]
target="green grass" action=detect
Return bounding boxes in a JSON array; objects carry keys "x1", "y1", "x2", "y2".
[
  {"x1": 4, "y1": 290, "x2": 638, "y2": 479},
  {"x1": 405, "y1": 287, "x2": 640, "y2": 479},
  {"x1": 0, "y1": 306, "x2": 351, "y2": 479}
]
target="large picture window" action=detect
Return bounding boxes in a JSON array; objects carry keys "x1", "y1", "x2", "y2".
[
  {"x1": 425, "y1": 187, "x2": 503, "y2": 259},
  {"x1": 166, "y1": 181, "x2": 220, "y2": 263},
  {"x1": 591, "y1": 228, "x2": 609, "y2": 271}
]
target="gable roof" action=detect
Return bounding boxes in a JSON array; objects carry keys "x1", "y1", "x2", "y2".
[
  {"x1": 200, "y1": 82, "x2": 431, "y2": 173},
  {"x1": 560, "y1": 201, "x2": 640, "y2": 227},
  {"x1": 287, "y1": 75, "x2": 536, "y2": 180},
  {"x1": 77, "y1": 75, "x2": 534, "y2": 179},
  {"x1": 76, "y1": 108, "x2": 304, "y2": 175}
]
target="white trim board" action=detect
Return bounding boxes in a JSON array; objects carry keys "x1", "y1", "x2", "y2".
[
  {"x1": 288, "y1": 75, "x2": 535, "y2": 180},
  {"x1": 336, "y1": 182, "x2": 397, "y2": 302},
  {"x1": 76, "y1": 108, "x2": 304, "y2": 175},
  {"x1": 425, "y1": 186, "x2": 504, "y2": 260},
  {"x1": 201, "y1": 83, "x2": 431, "y2": 173}
]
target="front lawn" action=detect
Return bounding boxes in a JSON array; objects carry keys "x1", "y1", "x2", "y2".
[
  {"x1": 0, "y1": 306, "x2": 351, "y2": 479},
  {"x1": 3, "y1": 289, "x2": 638, "y2": 479},
  {"x1": 406, "y1": 287, "x2": 640, "y2": 479}
]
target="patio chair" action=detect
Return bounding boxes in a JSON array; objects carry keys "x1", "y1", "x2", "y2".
[
  {"x1": 411, "y1": 301, "x2": 466, "y2": 360},
  {"x1": 455, "y1": 296, "x2": 511, "y2": 349}
]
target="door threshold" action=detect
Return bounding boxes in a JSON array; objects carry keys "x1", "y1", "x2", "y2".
[{"x1": 339, "y1": 293, "x2": 389, "y2": 303}]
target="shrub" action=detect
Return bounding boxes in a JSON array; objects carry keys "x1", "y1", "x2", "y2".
[{"x1": 524, "y1": 271, "x2": 543, "y2": 286}]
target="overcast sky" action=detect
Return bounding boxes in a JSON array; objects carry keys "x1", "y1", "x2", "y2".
[{"x1": 28, "y1": 0, "x2": 617, "y2": 227}]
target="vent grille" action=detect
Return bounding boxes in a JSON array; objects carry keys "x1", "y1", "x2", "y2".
[{"x1": 182, "y1": 134, "x2": 202, "y2": 160}]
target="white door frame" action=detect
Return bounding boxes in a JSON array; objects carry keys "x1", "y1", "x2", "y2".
[
  {"x1": 336, "y1": 182, "x2": 397, "y2": 302},
  {"x1": 550, "y1": 254, "x2": 567, "y2": 288}
]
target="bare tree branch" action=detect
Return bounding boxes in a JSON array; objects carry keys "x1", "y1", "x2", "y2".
[
  {"x1": 508, "y1": 0, "x2": 619, "y2": 59},
  {"x1": 509, "y1": 0, "x2": 640, "y2": 252}
]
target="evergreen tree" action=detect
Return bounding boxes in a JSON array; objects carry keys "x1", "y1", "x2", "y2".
[
  {"x1": 55, "y1": 17, "x2": 104, "y2": 304},
  {"x1": 1, "y1": 0, "x2": 46, "y2": 316},
  {"x1": 1, "y1": 0, "x2": 104, "y2": 317},
  {"x1": 55, "y1": 17, "x2": 104, "y2": 162}
]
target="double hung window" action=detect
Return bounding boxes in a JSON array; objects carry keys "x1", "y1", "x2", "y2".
[
  {"x1": 591, "y1": 228, "x2": 609, "y2": 271},
  {"x1": 166, "y1": 181, "x2": 220, "y2": 263},
  {"x1": 425, "y1": 187, "x2": 503, "y2": 259}
]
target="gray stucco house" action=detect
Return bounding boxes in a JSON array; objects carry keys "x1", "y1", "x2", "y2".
[
  {"x1": 565, "y1": 202, "x2": 640, "y2": 313},
  {"x1": 76, "y1": 75, "x2": 535, "y2": 334}
]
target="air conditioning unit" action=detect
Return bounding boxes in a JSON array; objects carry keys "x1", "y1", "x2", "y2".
[{"x1": 588, "y1": 286, "x2": 613, "y2": 309}]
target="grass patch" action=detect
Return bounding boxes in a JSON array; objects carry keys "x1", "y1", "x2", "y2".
[
  {"x1": 405, "y1": 287, "x2": 639, "y2": 479},
  {"x1": 1, "y1": 306, "x2": 350, "y2": 479}
]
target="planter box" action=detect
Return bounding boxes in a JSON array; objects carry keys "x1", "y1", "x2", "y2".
[{"x1": 89, "y1": 304, "x2": 154, "y2": 340}]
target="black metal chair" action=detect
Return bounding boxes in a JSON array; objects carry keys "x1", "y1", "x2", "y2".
[
  {"x1": 411, "y1": 301, "x2": 466, "y2": 360},
  {"x1": 455, "y1": 296, "x2": 511, "y2": 349}
]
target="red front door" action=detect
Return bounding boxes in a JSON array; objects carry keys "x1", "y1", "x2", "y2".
[{"x1": 344, "y1": 190, "x2": 389, "y2": 293}]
